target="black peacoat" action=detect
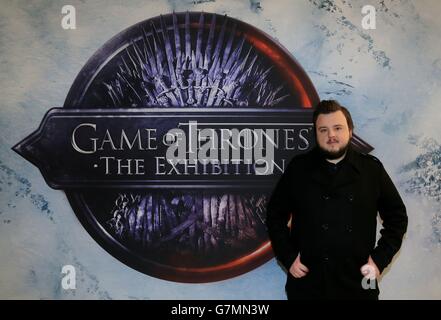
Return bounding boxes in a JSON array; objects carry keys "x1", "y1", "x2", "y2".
[{"x1": 266, "y1": 146, "x2": 408, "y2": 299}]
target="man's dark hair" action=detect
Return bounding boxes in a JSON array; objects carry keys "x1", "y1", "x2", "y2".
[{"x1": 312, "y1": 100, "x2": 354, "y2": 131}]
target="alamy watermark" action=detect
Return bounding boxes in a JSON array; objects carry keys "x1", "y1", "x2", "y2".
[
  {"x1": 61, "y1": 5, "x2": 76, "y2": 30},
  {"x1": 61, "y1": 265, "x2": 76, "y2": 290},
  {"x1": 361, "y1": 264, "x2": 377, "y2": 290},
  {"x1": 361, "y1": 5, "x2": 376, "y2": 30}
]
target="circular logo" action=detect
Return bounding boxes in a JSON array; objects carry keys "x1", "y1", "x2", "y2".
[{"x1": 63, "y1": 12, "x2": 319, "y2": 282}]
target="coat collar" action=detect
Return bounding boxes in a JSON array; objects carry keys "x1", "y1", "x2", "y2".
[
  {"x1": 308, "y1": 145, "x2": 361, "y2": 188},
  {"x1": 343, "y1": 145, "x2": 362, "y2": 173}
]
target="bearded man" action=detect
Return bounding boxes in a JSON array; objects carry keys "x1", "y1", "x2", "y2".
[{"x1": 266, "y1": 100, "x2": 408, "y2": 300}]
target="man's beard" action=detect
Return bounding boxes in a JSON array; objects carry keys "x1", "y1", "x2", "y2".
[{"x1": 317, "y1": 139, "x2": 351, "y2": 160}]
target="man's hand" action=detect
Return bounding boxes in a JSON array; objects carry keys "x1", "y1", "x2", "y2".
[
  {"x1": 289, "y1": 253, "x2": 309, "y2": 278},
  {"x1": 360, "y1": 256, "x2": 380, "y2": 279}
]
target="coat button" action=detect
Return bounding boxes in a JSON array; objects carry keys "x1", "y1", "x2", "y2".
[
  {"x1": 323, "y1": 256, "x2": 329, "y2": 262},
  {"x1": 346, "y1": 225, "x2": 353, "y2": 233},
  {"x1": 348, "y1": 195, "x2": 354, "y2": 202},
  {"x1": 322, "y1": 223, "x2": 329, "y2": 231},
  {"x1": 323, "y1": 195, "x2": 330, "y2": 200}
]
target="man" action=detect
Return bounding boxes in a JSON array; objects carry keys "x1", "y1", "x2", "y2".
[{"x1": 266, "y1": 100, "x2": 408, "y2": 300}]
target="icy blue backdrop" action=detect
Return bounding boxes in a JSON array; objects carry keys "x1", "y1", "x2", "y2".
[{"x1": 1, "y1": 0, "x2": 440, "y2": 299}]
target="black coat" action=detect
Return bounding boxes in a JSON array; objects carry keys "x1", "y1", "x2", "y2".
[{"x1": 266, "y1": 146, "x2": 408, "y2": 299}]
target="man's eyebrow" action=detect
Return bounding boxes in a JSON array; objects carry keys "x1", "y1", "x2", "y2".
[{"x1": 317, "y1": 124, "x2": 345, "y2": 129}]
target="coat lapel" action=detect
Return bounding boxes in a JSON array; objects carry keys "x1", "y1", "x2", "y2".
[
  {"x1": 309, "y1": 146, "x2": 361, "y2": 189},
  {"x1": 311, "y1": 165, "x2": 332, "y2": 187},
  {"x1": 308, "y1": 149, "x2": 333, "y2": 187},
  {"x1": 330, "y1": 164, "x2": 359, "y2": 189},
  {"x1": 331, "y1": 147, "x2": 361, "y2": 189}
]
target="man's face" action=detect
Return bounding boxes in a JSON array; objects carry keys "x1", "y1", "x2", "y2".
[{"x1": 315, "y1": 110, "x2": 352, "y2": 159}]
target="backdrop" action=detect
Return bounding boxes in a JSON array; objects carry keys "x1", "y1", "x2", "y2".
[{"x1": 1, "y1": 0, "x2": 440, "y2": 299}]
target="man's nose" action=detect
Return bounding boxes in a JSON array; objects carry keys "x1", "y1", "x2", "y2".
[{"x1": 328, "y1": 129, "x2": 336, "y2": 137}]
